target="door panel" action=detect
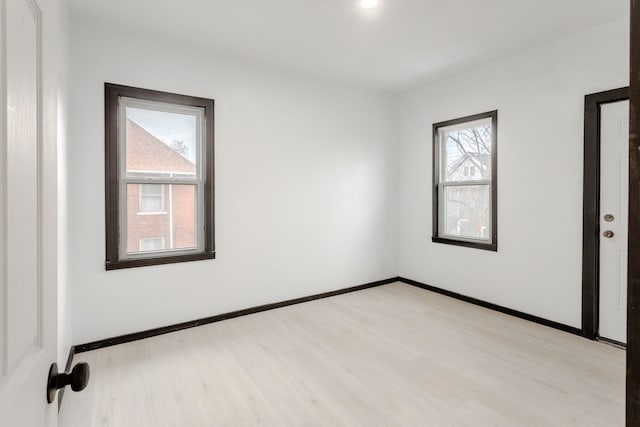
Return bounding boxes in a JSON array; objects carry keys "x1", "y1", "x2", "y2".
[
  {"x1": 6, "y1": 0, "x2": 39, "y2": 371},
  {"x1": 0, "y1": 0, "x2": 56, "y2": 425},
  {"x1": 599, "y1": 100, "x2": 629, "y2": 344}
]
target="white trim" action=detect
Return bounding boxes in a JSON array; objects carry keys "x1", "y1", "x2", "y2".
[
  {"x1": 31, "y1": 0, "x2": 43, "y2": 351},
  {"x1": 121, "y1": 96, "x2": 205, "y2": 124},
  {"x1": 0, "y1": 0, "x2": 7, "y2": 377},
  {"x1": 438, "y1": 116, "x2": 492, "y2": 134},
  {"x1": 124, "y1": 177, "x2": 199, "y2": 185},
  {"x1": 127, "y1": 169, "x2": 196, "y2": 182},
  {"x1": 168, "y1": 183, "x2": 174, "y2": 248},
  {"x1": 128, "y1": 246, "x2": 199, "y2": 258},
  {"x1": 118, "y1": 97, "x2": 128, "y2": 260},
  {"x1": 136, "y1": 212, "x2": 167, "y2": 216},
  {"x1": 439, "y1": 233, "x2": 492, "y2": 243},
  {"x1": 441, "y1": 180, "x2": 490, "y2": 187}
]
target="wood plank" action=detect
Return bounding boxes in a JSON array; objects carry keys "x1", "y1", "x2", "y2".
[{"x1": 60, "y1": 283, "x2": 624, "y2": 426}]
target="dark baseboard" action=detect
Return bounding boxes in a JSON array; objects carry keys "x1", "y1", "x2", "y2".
[
  {"x1": 397, "y1": 277, "x2": 585, "y2": 337},
  {"x1": 75, "y1": 275, "x2": 589, "y2": 355},
  {"x1": 75, "y1": 277, "x2": 401, "y2": 353},
  {"x1": 598, "y1": 337, "x2": 627, "y2": 349},
  {"x1": 57, "y1": 345, "x2": 76, "y2": 412}
]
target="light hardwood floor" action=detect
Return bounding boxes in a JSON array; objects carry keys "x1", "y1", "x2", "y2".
[{"x1": 59, "y1": 282, "x2": 624, "y2": 426}]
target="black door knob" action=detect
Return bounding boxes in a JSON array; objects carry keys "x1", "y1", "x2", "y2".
[{"x1": 47, "y1": 362, "x2": 90, "y2": 404}]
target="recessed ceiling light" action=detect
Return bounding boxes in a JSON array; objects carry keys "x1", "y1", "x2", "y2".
[{"x1": 360, "y1": 0, "x2": 379, "y2": 9}]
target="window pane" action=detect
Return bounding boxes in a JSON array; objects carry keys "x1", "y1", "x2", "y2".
[
  {"x1": 126, "y1": 184, "x2": 197, "y2": 254},
  {"x1": 139, "y1": 184, "x2": 164, "y2": 212},
  {"x1": 139, "y1": 237, "x2": 165, "y2": 252},
  {"x1": 125, "y1": 104, "x2": 200, "y2": 179},
  {"x1": 443, "y1": 185, "x2": 490, "y2": 240},
  {"x1": 442, "y1": 119, "x2": 491, "y2": 182},
  {"x1": 140, "y1": 183, "x2": 163, "y2": 196}
]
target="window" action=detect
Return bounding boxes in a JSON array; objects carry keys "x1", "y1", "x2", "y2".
[
  {"x1": 139, "y1": 237, "x2": 165, "y2": 252},
  {"x1": 139, "y1": 184, "x2": 164, "y2": 213},
  {"x1": 432, "y1": 111, "x2": 497, "y2": 251},
  {"x1": 105, "y1": 83, "x2": 215, "y2": 269}
]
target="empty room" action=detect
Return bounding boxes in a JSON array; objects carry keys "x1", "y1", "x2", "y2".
[{"x1": 2, "y1": 0, "x2": 640, "y2": 425}]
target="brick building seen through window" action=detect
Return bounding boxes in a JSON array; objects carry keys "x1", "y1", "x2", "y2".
[{"x1": 126, "y1": 118, "x2": 197, "y2": 253}]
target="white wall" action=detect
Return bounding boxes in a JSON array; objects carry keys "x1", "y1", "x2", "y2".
[
  {"x1": 68, "y1": 12, "x2": 628, "y2": 345},
  {"x1": 68, "y1": 18, "x2": 398, "y2": 344},
  {"x1": 397, "y1": 18, "x2": 629, "y2": 328}
]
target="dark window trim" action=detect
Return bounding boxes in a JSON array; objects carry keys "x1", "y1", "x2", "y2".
[
  {"x1": 581, "y1": 87, "x2": 628, "y2": 339},
  {"x1": 104, "y1": 83, "x2": 215, "y2": 270},
  {"x1": 432, "y1": 110, "x2": 498, "y2": 252}
]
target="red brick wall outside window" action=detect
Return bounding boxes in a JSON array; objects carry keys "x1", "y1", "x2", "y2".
[{"x1": 125, "y1": 119, "x2": 196, "y2": 253}]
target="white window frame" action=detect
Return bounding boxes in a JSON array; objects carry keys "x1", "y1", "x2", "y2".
[{"x1": 118, "y1": 97, "x2": 205, "y2": 260}]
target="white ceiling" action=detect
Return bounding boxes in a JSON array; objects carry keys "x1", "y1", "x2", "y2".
[{"x1": 68, "y1": 0, "x2": 629, "y2": 92}]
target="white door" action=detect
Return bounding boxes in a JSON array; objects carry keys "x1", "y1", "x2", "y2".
[
  {"x1": 599, "y1": 100, "x2": 629, "y2": 344},
  {"x1": 0, "y1": 0, "x2": 57, "y2": 425}
]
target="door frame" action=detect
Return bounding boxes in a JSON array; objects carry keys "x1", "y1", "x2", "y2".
[
  {"x1": 582, "y1": 87, "x2": 629, "y2": 341},
  {"x1": 628, "y1": 1, "x2": 640, "y2": 423}
]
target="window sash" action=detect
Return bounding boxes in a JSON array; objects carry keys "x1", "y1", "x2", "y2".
[
  {"x1": 123, "y1": 177, "x2": 201, "y2": 185},
  {"x1": 126, "y1": 171, "x2": 199, "y2": 183},
  {"x1": 439, "y1": 117, "x2": 492, "y2": 184},
  {"x1": 438, "y1": 182, "x2": 491, "y2": 242},
  {"x1": 117, "y1": 97, "x2": 206, "y2": 260},
  {"x1": 122, "y1": 181, "x2": 204, "y2": 259},
  {"x1": 119, "y1": 97, "x2": 205, "y2": 182},
  {"x1": 439, "y1": 124, "x2": 493, "y2": 242},
  {"x1": 440, "y1": 179, "x2": 490, "y2": 187}
]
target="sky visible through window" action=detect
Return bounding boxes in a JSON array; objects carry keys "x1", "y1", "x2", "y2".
[
  {"x1": 126, "y1": 107, "x2": 197, "y2": 163},
  {"x1": 444, "y1": 122, "x2": 491, "y2": 182}
]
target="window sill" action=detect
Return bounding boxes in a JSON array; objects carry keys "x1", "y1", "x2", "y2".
[
  {"x1": 106, "y1": 251, "x2": 215, "y2": 270},
  {"x1": 431, "y1": 236, "x2": 497, "y2": 252}
]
